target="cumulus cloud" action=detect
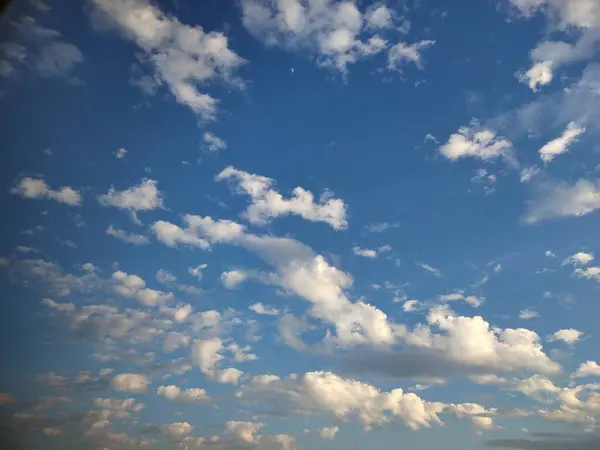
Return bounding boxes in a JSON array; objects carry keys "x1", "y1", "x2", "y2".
[
  {"x1": 549, "y1": 329, "x2": 583, "y2": 345},
  {"x1": 115, "y1": 148, "x2": 127, "y2": 159},
  {"x1": 249, "y1": 302, "x2": 280, "y2": 316},
  {"x1": 156, "y1": 385, "x2": 210, "y2": 402},
  {"x1": 99, "y1": 179, "x2": 164, "y2": 224},
  {"x1": 572, "y1": 361, "x2": 600, "y2": 379},
  {"x1": 111, "y1": 373, "x2": 149, "y2": 393},
  {"x1": 106, "y1": 225, "x2": 149, "y2": 245},
  {"x1": 438, "y1": 291, "x2": 484, "y2": 308},
  {"x1": 220, "y1": 270, "x2": 249, "y2": 289},
  {"x1": 152, "y1": 214, "x2": 245, "y2": 249},
  {"x1": 89, "y1": 0, "x2": 246, "y2": 119},
  {"x1": 523, "y1": 179, "x2": 600, "y2": 224},
  {"x1": 539, "y1": 122, "x2": 585, "y2": 163},
  {"x1": 159, "y1": 422, "x2": 193, "y2": 437},
  {"x1": 242, "y1": 370, "x2": 492, "y2": 431},
  {"x1": 11, "y1": 177, "x2": 81, "y2": 206},
  {"x1": 562, "y1": 252, "x2": 594, "y2": 266},
  {"x1": 519, "y1": 309, "x2": 539, "y2": 320},
  {"x1": 240, "y1": 0, "x2": 431, "y2": 75},
  {"x1": 226, "y1": 421, "x2": 264, "y2": 443},
  {"x1": 216, "y1": 166, "x2": 348, "y2": 230},
  {"x1": 318, "y1": 426, "x2": 339, "y2": 440},
  {"x1": 352, "y1": 246, "x2": 378, "y2": 258},
  {"x1": 112, "y1": 270, "x2": 174, "y2": 306},
  {"x1": 439, "y1": 125, "x2": 513, "y2": 162}
]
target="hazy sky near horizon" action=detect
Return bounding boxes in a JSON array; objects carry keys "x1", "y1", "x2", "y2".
[{"x1": 1, "y1": 1, "x2": 600, "y2": 449}]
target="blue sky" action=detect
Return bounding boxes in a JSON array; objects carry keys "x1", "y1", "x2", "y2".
[{"x1": 1, "y1": 0, "x2": 600, "y2": 449}]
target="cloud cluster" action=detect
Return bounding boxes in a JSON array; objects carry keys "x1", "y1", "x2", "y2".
[
  {"x1": 240, "y1": 0, "x2": 430, "y2": 75},
  {"x1": 11, "y1": 177, "x2": 81, "y2": 206},
  {"x1": 89, "y1": 0, "x2": 246, "y2": 119}
]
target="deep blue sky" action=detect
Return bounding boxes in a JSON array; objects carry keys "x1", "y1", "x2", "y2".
[{"x1": 1, "y1": 1, "x2": 600, "y2": 449}]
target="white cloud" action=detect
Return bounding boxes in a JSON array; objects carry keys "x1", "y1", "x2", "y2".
[
  {"x1": 226, "y1": 421, "x2": 264, "y2": 443},
  {"x1": 106, "y1": 225, "x2": 149, "y2": 245},
  {"x1": 11, "y1": 177, "x2": 81, "y2": 206},
  {"x1": 572, "y1": 361, "x2": 600, "y2": 378},
  {"x1": 99, "y1": 179, "x2": 164, "y2": 224},
  {"x1": 318, "y1": 426, "x2": 339, "y2": 440},
  {"x1": 562, "y1": 251, "x2": 594, "y2": 266},
  {"x1": 111, "y1": 373, "x2": 149, "y2": 393},
  {"x1": 387, "y1": 40, "x2": 435, "y2": 71},
  {"x1": 249, "y1": 302, "x2": 280, "y2": 316},
  {"x1": 439, "y1": 125, "x2": 513, "y2": 162},
  {"x1": 510, "y1": 0, "x2": 600, "y2": 91},
  {"x1": 539, "y1": 122, "x2": 585, "y2": 163},
  {"x1": 203, "y1": 132, "x2": 227, "y2": 152},
  {"x1": 550, "y1": 329, "x2": 583, "y2": 345},
  {"x1": 574, "y1": 265, "x2": 600, "y2": 283},
  {"x1": 243, "y1": 370, "x2": 491, "y2": 431},
  {"x1": 156, "y1": 269, "x2": 176, "y2": 284},
  {"x1": 89, "y1": 0, "x2": 246, "y2": 120},
  {"x1": 192, "y1": 338, "x2": 224, "y2": 373},
  {"x1": 112, "y1": 270, "x2": 174, "y2": 306},
  {"x1": 115, "y1": 148, "x2": 127, "y2": 159},
  {"x1": 240, "y1": 0, "x2": 430, "y2": 75},
  {"x1": 418, "y1": 262, "x2": 441, "y2": 276},
  {"x1": 402, "y1": 299, "x2": 419, "y2": 312},
  {"x1": 519, "y1": 60, "x2": 553, "y2": 91},
  {"x1": 216, "y1": 166, "x2": 348, "y2": 230},
  {"x1": 221, "y1": 270, "x2": 249, "y2": 289},
  {"x1": 352, "y1": 246, "x2": 378, "y2": 258},
  {"x1": 519, "y1": 309, "x2": 539, "y2": 320},
  {"x1": 152, "y1": 215, "x2": 245, "y2": 249},
  {"x1": 156, "y1": 385, "x2": 210, "y2": 402},
  {"x1": 160, "y1": 422, "x2": 193, "y2": 437},
  {"x1": 93, "y1": 397, "x2": 145, "y2": 413},
  {"x1": 438, "y1": 291, "x2": 484, "y2": 308},
  {"x1": 523, "y1": 179, "x2": 600, "y2": 224},
  {"x1": 545, "y1": 250, "x2": 556, "y2": 257}
]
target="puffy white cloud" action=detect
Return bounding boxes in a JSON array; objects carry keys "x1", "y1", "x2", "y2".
[
  {"x1": 519, "y1": 60, "x2": 553, "y2": 91},
  {"x1": 226, "y1": 421, "x2": 264, "y2": 443},
  {"x1": 519, "y1": 309, "x2": 539, "y2": 320},
  {"x1": 240, "y1": 0, "x2": 429, "y2": 75},
  {"x1": 318, "y1": 426, "x2": 339, "y2": 440},
  {"x1": 160, "y1": 422, "x2": 193, "y2": 437},
  {"x1": 249, "y1": 302, "x2": 280, "y2": 315},
  {"x1": 574, "y1": 265, "x2": 600, "y2": 283},
  {"x1": 539, "y1": 122, "x2": 585, "y2": 163},
  {"x1": 523, "y1": 179, "x2": 600, "y2": 224},
  {"x1": 243, "y1": 370, "x2": 493, "y2": 431},
  {"x1": 152, "y1": 214, "x2": 245, "y2": 249},
  {"x1": 562, "y1": 251, "x2": 594, "y2": 266},
  {"x1": 439, "y1": 126, "x2": 513, "y2": 161},
  {"x1": 156, "y1": 385, "x2": 210, "y2": 402},
  {"x1": 273, "y1": 434, "x2": 296, "y2": 450},
  {"x1": 99, "y1": 179, "x2": 164, "y2": 224},
  {"x1": 111, "y1": 373, "x2": 149, "y2": 393},
  {"x1": 402, "y1": 299, "x2": 419, "y2": 312},
  {"x1": 156, "y1": 269, "x2": 176, "y2": 284},
  {"x1": 89, "y1": 0, "x2": 245, "y2": 119},
  {"x1": 188, "y1": 264, "x2": 207, "y2": 280},
  {"x1": 352, "y1": 246, "x2": 378, "y2": 258},
  {"x1": 106, "y1": 225, "x2": 149, "y2": 245},
  {"x1": 550, "y1": 329, "x2": 583, "y2": 345},
  {"x1": 112, "y1": 270, "x2": 174, "y2": 306},
  {"x1": 572, "y1": 361, "x2": 600, "y2": 379},
  {"x1": 212, "y1": 367, "x2": 245, "y2": 385},
  {"x1": 221, "y1": 270, "x2": 249, "y2": 289},
  {"x1": 11, "y1": 177, "x2": 81, "y2": 206},
  {"x1": 203, "y1": 132, "x2": 227, "y2": 152},
  {"x1": 216, "y1": 166, "x2": 348, "y2": 230},
  {"x1": 192, "y1": 338, "x2": 224, "y2": 372}
]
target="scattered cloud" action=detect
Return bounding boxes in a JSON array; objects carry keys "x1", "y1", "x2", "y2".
[
  {"x1": 11, "y1": 177, "x2": 81, "y2": 206},
  {"x1": 99, "y1": 179, "x2": 164, "y2": 224},
  {"x1": 203, "y1": 132, "x2": 227, "y2": 152},
  {"x1": 418, "y1": 263, "x2": 441, "y2": 276},
  {"x1": 549, "y1": 329, "x2": 583, "y2": 345},
  {"x1": 106, "y1": 225, "x2": 150, "y2": 245},
  {"x1": 439, "y1": 125, "x2": 513, "y2": 162},
  {"x1": 539, "y1": 122, "x2": 585, "y2": 163},
  {"x1": 519, "y1": 309, "x2": 539, "y2": 320},
  {"x1": 115, "y1": 148, "x2": 127, "y2": 159}
]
